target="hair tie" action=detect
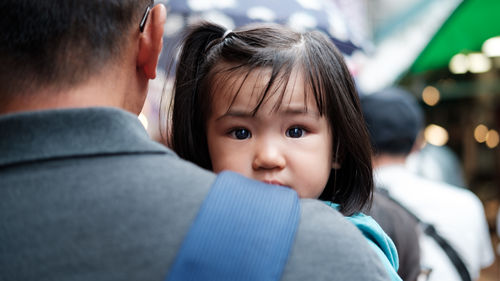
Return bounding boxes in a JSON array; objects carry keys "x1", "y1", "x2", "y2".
[{"x1": 222, "y1": 29, "x2": 233, "y2": 40}]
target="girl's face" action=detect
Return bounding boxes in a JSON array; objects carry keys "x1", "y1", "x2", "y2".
[{"x1": 205, "y1": 68, "x2": 334, "y2": 198}]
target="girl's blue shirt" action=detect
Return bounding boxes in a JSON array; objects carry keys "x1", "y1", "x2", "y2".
[{"x1": 325, "y1": 202, "x2": 402, "y2": 281}]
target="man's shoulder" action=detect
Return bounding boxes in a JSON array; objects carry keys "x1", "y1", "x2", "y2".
[{"x1": 78, "y1": 150, "x2": 218, "y2": 205}]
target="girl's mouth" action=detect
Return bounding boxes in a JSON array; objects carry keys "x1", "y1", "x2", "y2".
[{"x1": 263, "y1": 180, "x2": 286, "y2": 187}]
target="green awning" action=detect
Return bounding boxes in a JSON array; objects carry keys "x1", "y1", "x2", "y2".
[{"x1": 410, "y1": 0, "x2": 500, "y2": 73}]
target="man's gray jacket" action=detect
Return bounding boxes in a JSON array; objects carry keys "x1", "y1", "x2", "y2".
[{"x1": 0, "y1": 107, "x2": 389, "y2": 281}]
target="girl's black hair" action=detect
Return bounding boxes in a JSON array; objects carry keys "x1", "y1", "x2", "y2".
[{"x1": 169, "y1": 21, "x2": 373, "y2": 216}]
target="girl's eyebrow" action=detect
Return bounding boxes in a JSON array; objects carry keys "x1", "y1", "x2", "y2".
[
  {"x1": 216, "y1": 107, "x2": 320, "y2": 121},
  {"x1": 216, "y1": 109, "x2": 253, "y2": 121},
  {"x1": 281, "y1": 107, "x2": 320, "y2": 118}
]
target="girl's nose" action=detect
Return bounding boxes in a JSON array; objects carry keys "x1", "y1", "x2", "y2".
[{"x1": 252, "y1": 142, "x2": 286, "y2": 170}]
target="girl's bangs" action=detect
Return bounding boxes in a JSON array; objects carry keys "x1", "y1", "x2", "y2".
[{"x1": 208, "y1": 58, "x2": 327, "y2": 116}]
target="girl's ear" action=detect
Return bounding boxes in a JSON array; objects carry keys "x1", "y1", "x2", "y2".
[
  {"x1": 332, "y1": 161, "x2": 341, "y2": 169},
  {"x1": 137, "y1": 4, "x2": 167, "y2": 79}
]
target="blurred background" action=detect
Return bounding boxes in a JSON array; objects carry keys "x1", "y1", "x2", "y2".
[{"x1": 139, "y1": 1, "x2": 500, "y2": 279}]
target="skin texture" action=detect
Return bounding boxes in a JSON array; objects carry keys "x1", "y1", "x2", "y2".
[{"x1": 206, "y1": 67, "x2": 334, "y2": 198}]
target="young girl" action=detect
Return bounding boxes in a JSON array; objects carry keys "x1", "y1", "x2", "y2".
[{"x1": 168, "y1": 22, "x2": 401, "y2": 281}]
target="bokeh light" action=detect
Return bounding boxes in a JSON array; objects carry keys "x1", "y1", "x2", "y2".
[
  {"x1": 424, "y1": 124, "x2": 449, "y2": 146},
  {"x1": 482, "y1": 36, "x2": 500, "y2": 57},
  {"x1": 422, "y1": 86, "x2": 440, "y2": 106},
  {"x1": 474, "y1": 124, "x2": 488, "y2": 143},
  {"x1": 468, "y1": 52, "x2": 491, "y2": 73},
  {"x1": 449, "y1": 53, "x2": 468, "y2": 74},
  {"x1": 485, "y1": 129, "x2": 499, "y2": 149},
  {"x1": 449, "y1": 52, "x2": 492, "y2": 74}
]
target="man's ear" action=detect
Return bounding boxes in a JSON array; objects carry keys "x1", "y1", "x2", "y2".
[{"x1": 137, "y1": 4, "x2": 166, "y2": 79}]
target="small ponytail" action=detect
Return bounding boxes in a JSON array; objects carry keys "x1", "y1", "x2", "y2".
[{"x1": 170, "y1": 22, "x2": 227, "y2": 169}]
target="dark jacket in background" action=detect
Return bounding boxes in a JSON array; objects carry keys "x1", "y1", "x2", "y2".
[{"x1": 369, "y1": 191, "x2": 421, "y2": 281}]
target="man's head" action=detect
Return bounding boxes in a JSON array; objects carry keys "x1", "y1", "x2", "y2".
[
  {"x1": 0, "y1": 0, "x2": 165, "y2": 114},
  {"x1": 361, "y1": 87, "x2": 424, "y2": 157}
]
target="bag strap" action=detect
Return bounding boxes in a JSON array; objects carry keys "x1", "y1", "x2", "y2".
[
  {"x1": 166, "y1": 171, "x2": 301, "y2": 281},
  {"x1": 376, "y1": 188, "x2": 472, "y2": 281}
]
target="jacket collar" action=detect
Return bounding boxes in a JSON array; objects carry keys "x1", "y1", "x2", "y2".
[{"x1": 0, "y1": 107, "x2": 172, "y2": 167}]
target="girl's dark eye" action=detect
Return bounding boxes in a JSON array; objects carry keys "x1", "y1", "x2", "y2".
[
  {"x1": 231, "y1": 128, "x2": 251, "y2": 139},
  {"x1": 286, "y1": 127, "x2": 304, "y2": 138}
]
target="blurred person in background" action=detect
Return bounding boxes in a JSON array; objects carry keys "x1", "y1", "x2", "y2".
[
  {"x1": 361, "y1": 87, "x2": 494, "y2": 281},
  {"x1": 0, "y1": 1, "x2": 391, "y2": 280},
  {"x1": 406, "y1": 143, "x2": 467, "y2": 188}
]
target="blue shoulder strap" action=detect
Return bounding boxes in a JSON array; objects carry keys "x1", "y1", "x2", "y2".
[{"x1": 166, "y1": 171, "x2": 301, "y2": 281}]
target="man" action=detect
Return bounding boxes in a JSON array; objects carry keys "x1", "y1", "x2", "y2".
[
  {"x1": 0, "y1": 1, "x2": 389, "y2": 280},
  {"x1": 361, "y1": 88, "x2": 494, "y2": 281}
]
